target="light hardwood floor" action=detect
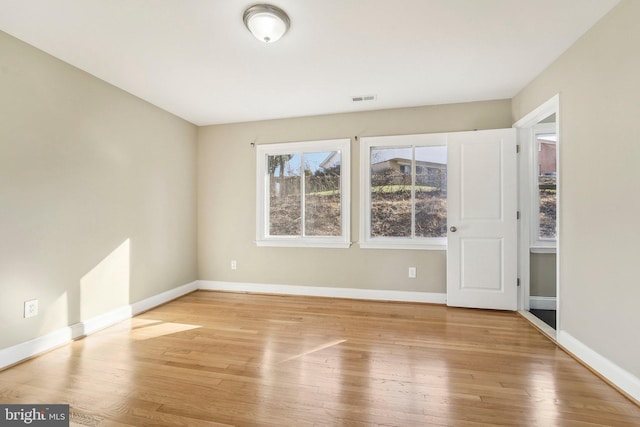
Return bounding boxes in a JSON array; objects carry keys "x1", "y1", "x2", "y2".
[{"x1": 1, "y1": 291, "x2": 639, "y2": 426}]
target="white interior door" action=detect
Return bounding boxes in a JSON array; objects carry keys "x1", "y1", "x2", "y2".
[{"x1": 446, "y1": 129, "x2": 518, "y2": 310}]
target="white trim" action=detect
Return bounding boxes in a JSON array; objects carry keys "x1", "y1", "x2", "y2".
[
  {"x1": 255, "y1": 138, "x2": 351, "y2": 248},
  {"x1": 0, "y1": 327, "x2": 73, "y2": 371},
  {"x1": 255, "y1": 240, "x2": 351, "y2": 249},
  {"x1": 530, "y1": 246, "x2": 556, "y2": 254},
  {"x1": 513, "y1": 94, "x2": 560, "y2": 128},
  {"x1": 558, "y1": 330, "x2": 640, "y2": 403},
  {"x1": 519, "y1": 310, "x2": 557, "y2": 341},
  {"x1": 130, "y1": 281, "x2": 199, "y2": 315},
  {"x1": 0, "y1": 281, "x2": 198, "y2": 370},
  {"x1": 4, "y1": 278, "x2": 639, "y2": 405},
  {"x1": 359, "y1": 241, "x2": 446, "y2": 251},
  {"x1": 360, "y1": 133, "x2": 448, "y2": 250},
  {"x1": 513, "y1": 93, "x2": 560, "y2": 321},
  {"x1": 516, "y1": 127, "x2": 532, "y2": 311},
  {"x1": 70, "y1": 305, "x2": 132, "y2": 338},
  {"x1": 529, "y1": 296, "x2": 557, "y2": 310},
  {"x1": 197, "y1": 280, "x2": 447, "y2": 304}
]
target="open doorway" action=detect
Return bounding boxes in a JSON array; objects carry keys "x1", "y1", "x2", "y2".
[
  {"x1": 514, "y1": 95, "x2": 559, "y2": 338},
  {"x1": 529, "y1": 118, "x2": 557, "y2": 329}
]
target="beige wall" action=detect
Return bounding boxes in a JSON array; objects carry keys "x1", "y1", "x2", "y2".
[
  {"x1": 0, "y1": 31, "x2": 198, "y2": 349},
  {"x1": 530, "y1": 253, "x2": 556, "y2": 297},
  {"x1": 513, "y1": 0, "x2": 640, "y2": 376},
  {"x1": 198, "y1": 100, "x2": 511, "y2": 291}
]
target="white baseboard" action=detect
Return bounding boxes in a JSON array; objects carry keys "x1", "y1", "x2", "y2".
[
  {"x1": 558, "y1": 330, "x2": 640, "y2": 403},
  {"x1": 518, "y1": 310, "x2": 557, "y2": 341},
  {"x1": 0, "y1": 281, "x2": 198, "y2": 370},
  {"x1": 197, "y1": 280, "x2": 447, "y2": 304},
  {"x1": 5, "y1": 279, "x2": 638, "y2": 406},
  {"x1": 0, "y1": 280, "x2": 439, "y2": 370},
  {"x1": 529, "y1": 296, "x2": 557, "y2": 310},
  {"x1": 131, "y1": 281, "x2": 199, "y2": 315}
]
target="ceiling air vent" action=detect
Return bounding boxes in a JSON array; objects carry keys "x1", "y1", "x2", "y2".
[{"x1": 352, "y1": 94, "x2": 377, "y2": 103}]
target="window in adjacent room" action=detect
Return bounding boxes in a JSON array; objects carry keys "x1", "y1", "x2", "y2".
[
  {"x1": 531, "y1": 122, "x2": 557, "y2": 249},
  {"x1": 256, "y1": 138, "x2": 351, "y2": 248},
  {"x1": 360, "y1": 133, "x2": 447, "y2": 250}
]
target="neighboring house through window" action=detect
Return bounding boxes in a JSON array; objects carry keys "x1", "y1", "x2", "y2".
[{"x1": 360, "y1": 133, "x2": 448, "y2": 250}]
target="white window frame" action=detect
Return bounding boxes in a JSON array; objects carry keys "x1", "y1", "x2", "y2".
[
  {"x1": 530, "y1": 122, "x2": 557, "y2": 252},
  {"x1": 256, "y1": 138, "x2": 351, "y2": 248},
  {"x1": 360, "y1": 133, "x2": 447, "y2": 250}
]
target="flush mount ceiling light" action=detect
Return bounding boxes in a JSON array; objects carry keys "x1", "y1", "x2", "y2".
[{"x1": 243, "y1": 4, "x2": 290, "y2": 43}]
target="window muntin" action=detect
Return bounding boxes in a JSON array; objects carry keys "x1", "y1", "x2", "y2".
[
  {"x1": 257, "y1": 139, "x2": 350, "y2": 248},
  {"x1": 361, "y1": 133, "x2": 447, "y2": 250}
]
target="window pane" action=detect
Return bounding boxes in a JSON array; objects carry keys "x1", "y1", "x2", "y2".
[
  {"x1": 257, "y1": 138, "x2": 350, "y2": 247},
  {"x1": 537, "y1": 134, "x2": 557, "y2": 239},
  {"x1": 415, "y1": 145, "x2": 448, "y2": 238},
  {"x1": 304, "y1": 151, "x2": 341, "y2": 236},
  {"x1": 370, "y1": 147, "x2": 412, "y2": 237},
  {"x1": 268, "y1": 154, "x2": 300, "y2": 236}
]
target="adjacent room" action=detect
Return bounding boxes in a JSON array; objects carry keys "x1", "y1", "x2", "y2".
[{"x1": 1, "y1": 0, "x2": 639, "y2": 425}]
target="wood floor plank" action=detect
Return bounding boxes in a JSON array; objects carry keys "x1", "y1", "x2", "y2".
[{"x1": 1, "y1": 290, "x2": 639, "y2": 426}]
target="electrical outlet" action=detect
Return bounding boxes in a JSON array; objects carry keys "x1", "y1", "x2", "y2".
[
  {"x1": 231, "y1": 260, "x2": 237, "y2": 270},
  {"x1": 24, "y1": 299, "x2": 38, "y2": 318},
  {"x1": 408, "y1": 267, "x2": 417, "y2": 279}
]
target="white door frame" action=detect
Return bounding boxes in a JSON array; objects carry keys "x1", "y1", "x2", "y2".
[{"x1": 513, "y1": 94, "x2": 560, "y2": 334}]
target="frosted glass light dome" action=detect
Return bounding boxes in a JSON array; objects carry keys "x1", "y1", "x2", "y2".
[{"x1": 243, "y1": 4, "x2": 290, "y2": 43}]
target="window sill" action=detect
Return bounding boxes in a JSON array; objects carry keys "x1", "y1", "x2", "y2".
[
  {"x1": 359, "y1": 241, "x2": 447, "y2": 251},
  {"x1": 256, "y1": 240, "x2": 351, "y2": 249},
  {"x1": 530, "y1": 246, "x2": 556, "y2": 254}
]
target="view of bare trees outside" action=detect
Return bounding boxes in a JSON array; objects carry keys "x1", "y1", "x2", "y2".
[
  {"x1": 370, "y1": 146, "x2": 447, "y2": 238},
  {"x1": 536, "y1": 134, "x2": 557, "y2": 240},
  {"x1": 538, "y1": 175, "x2": 556, "y2": 239},
  {"x1": 266, "y1": 145, "x2": 447, "y2": 240},
  {"x1": 265, "y1": 139, "x2": 546, "y2": 243},
  {"x1": 268, "y1": 152, "x2": 341, "y2": 236}
]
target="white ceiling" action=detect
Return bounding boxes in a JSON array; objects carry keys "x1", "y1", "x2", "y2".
[{"x1": 0, "y1": 0, "x2": 619, "y2": 126}]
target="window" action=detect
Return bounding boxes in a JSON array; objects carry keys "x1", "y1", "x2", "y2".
[
  {"x1": 256, "y1": 138, "x2": 350, "y2": 248},
  {"x1": 360, "y1": 133, "x2": 447, "y2": 250},
  {"x1": 531, "y1": 122, "x2": 557, "y2": 249}
]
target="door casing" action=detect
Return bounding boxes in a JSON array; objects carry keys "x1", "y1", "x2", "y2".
[{"x1": 513, "y1": 94, "x2": 560, "y2": 333}]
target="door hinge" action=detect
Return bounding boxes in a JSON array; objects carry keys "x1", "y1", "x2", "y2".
[
  {"x1": 517, "y1": 278, "x2": 521, "y2": 287},
  {"x1": 516, "y1": 144, "x2": 520, "y2": 153},
  {"x1": 517, "y1": 211, "x2": 520, "y2": 220}
]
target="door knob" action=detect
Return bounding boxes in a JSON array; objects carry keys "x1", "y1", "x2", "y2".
[{"x1": 449, "y1": 226, "x2": 457, "y2": 232}]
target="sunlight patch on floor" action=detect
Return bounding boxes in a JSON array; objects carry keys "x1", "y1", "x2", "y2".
[
  {"x1": 279, "y1": 339, "x2": 347, "y2": 363},
  {"x1": 128, "y1": 320, "x2": 201, "y2": 340}
]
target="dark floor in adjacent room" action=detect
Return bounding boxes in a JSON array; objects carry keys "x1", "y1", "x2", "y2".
[{"x1": 530, "y1": 309, "x2": 556, "y2": 329}]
